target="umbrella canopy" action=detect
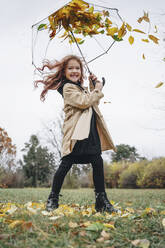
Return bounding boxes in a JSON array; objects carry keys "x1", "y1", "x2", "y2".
[{"x1": 32, "y1": 0, "x2": 124, "y2": 74}]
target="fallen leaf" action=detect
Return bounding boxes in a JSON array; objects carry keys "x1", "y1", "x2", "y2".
[
  {"x1": 160, "y1": 210, "x2": 165, "y2": 215},
  {"x1": 103, "y1": 223, "x2": 115, "y2": 229},
  {"x1": 49, "y1": 216, "x2": 61, "y2": 220},
  {"x1": 101, "y1": 230, "x2": 110, "y2": 239},
  {"x1": 96, "y1": 237, "x2": 105, "y2": 243},
  {"x1": 79, "y1": 230, "x2": 86, "y2": 237},
  {"x1": 69, "y1": 221, "x2": 78, "y2": 228},
  {"x1": 9, "y1": 220, "x2": 24, "y2": 229},
  {"x1": 131, "y1": 239, "x2": 150, "y2": 248},
  {"x1": 86, "y1": 222, "x2": 104, "y2": 232}
]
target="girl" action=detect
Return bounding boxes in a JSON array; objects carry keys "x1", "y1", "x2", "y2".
[{"x1": 35, "y1": 55, "x2": 117, "y2": 213}]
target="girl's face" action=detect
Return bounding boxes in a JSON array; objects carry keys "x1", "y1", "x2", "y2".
[{"x1": 65, "y1": 59, "x2": 81, "y2": 83}]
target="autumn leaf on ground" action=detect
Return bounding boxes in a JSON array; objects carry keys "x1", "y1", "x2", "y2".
[
  {"x1": 9, "y1": 220, "x2": 24, "y2": 229},
  {"x1": 162, "y1": 218, "x2": 165, "y2": 228},
  {"x1": 142, "y1": 54, "x2": 145, "y2": 60},
  {"x1": 86, "y1": 222, "x2": 104, "y2": 231},
  {"x1": 131, "y1": 239, "x2": 150, "y2": 248},
  {"x1": 155, "y1": 82, "x2": 164, "y2": 88},
  {"x1": 69, "y1": 221, "x2": 79, "y2": 228}
]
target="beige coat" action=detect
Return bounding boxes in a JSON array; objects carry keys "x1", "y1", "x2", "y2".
[{"x1": 61, "y1": 82, "x2": 116, "y2": 157}]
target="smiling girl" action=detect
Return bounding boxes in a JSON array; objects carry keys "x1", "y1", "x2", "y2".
[{"x1": 35, "y1": 55, "x2": 117, "y2": 213}]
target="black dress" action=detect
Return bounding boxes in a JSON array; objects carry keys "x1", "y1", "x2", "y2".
[{"x1": 58, "y1": 79, "x2": 101, "y2": 164}]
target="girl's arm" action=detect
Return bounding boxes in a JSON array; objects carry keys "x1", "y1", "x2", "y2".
[{"x1": 63, "y1": 83, "x2": 104, "y2": 109}]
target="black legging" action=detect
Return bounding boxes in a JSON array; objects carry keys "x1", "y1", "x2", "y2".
[{"x1": 51, "y1": 154, "x2": 105, "y2": 194}]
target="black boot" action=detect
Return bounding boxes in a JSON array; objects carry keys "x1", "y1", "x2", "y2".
[
  {"x1": 95, "y1": 192, "x2": 118, "y2": 214},
  {"x1": 46, "y1": 192, "x2": 61, "y2": 211}
]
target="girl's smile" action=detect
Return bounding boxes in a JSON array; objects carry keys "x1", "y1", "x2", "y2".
[{"x1": 65, "y1": 59, "x2": 81, "y2": 83}]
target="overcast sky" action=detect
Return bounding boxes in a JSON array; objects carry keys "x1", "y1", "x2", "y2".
[{"x1": 1, "y1": 0, "x2": 165, "y2": 160}]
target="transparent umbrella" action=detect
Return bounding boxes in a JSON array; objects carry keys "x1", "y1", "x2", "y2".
[{"x1": 32, "y1": 0, "x2": 124, "y2": 83}]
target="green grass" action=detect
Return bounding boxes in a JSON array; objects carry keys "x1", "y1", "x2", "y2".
[{"x1": 0, "y1": 188, "x2": 165, "y2": 248}]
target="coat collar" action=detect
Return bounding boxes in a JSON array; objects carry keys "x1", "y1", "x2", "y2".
[{"x1": 57, "y1": 78, "x2": 85, "y2": 97}]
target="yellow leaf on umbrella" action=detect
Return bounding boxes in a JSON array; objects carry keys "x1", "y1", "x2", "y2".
[
  {"x1": 9, "y1": 220, "x2": 24, "y2": 229},
  {"x1": 148, "y1": 35, "x2": 159, "y2": 44},
  {"x1": 142, "y1": 39, "x2": 149, "y2": 43},
  {"x1": 128, "y1": 35, "x2": 134, "y2": 45},
  {"x1": 142, "y1": 54, "x2": 145, "y2": 60},
  {"x1": 126, "y1": 23, "x2": 132, "y2": 31},
  {"x1": 133, "y1": 29, "x2": 146, "y2": 34},
  {"x1": 118, "y1": 22, "x2": 126, "y2": 38},
  {"x1": 155, "y1": 82, "x2": 164, "y2": 88},
  {"x1": 106, "y1": 27, "x2": 118, "y2": 36}
]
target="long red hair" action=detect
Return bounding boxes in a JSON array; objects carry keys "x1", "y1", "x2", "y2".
[{"x1": 34, "y1": 55, "x2": 85, "y2": 101}]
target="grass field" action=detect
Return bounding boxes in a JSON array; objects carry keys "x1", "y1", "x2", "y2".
[{"x1": 0, "y1": 188, "x2": 165, "y2": 248}]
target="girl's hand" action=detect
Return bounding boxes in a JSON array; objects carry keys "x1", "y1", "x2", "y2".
[{"x1": 89, "y1": 73, "x2": 103, "y2": 91}]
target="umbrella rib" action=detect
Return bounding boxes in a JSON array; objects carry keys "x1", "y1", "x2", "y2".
[
  {"x1": 70, "y1": 30, "x2": 91, "y2": 73},
  {"x1": 87, "y1": 40, "x2": 116, "y2": 64}
]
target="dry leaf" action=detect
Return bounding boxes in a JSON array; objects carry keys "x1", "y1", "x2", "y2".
[
  {"x1": 131, "y1": 239, "x2": 150, "y2": 248},
  {"x1": 69, "y1": 221, "x2": 78, "y2": 228},
  {"x1": 96, "y1": 237, "x2": 105, "y2": 243},
  {"x1": 142, "y1": 54, "x2": 145, "y2": 60},
  {"x1": 101, "y1": 230, "x2": 110, "y2": 239},
  {"x1": 9, "y1": 220, "x2": 24, "y2": 229},
  {"x1": 160, "y1": 210, "x2": 165, "y2": 215}
]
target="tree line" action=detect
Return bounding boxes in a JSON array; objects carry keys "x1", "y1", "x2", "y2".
[{"x1": 0, "y1": 126, "x2": 164, "y2": 189}]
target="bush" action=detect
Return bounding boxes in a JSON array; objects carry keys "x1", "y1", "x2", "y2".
[
  {"x1": 0, "y1": 169, "x2": 24, "y2": 188},
  {"x1": 104, "y1": 161, "x2": 129, "y2": 188},
  {"x1": 119, "y1": 160, "x2": 148, "y2": 188},
  {"x1": 138, "y1": 158, "x2": 165, "y2": 188}
]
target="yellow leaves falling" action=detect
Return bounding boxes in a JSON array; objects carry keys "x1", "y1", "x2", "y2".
[
  {"x1": 133, "y1": 29, "x2": 146, "y2": 34},
  {"x1": 155, "y1": 82, "x2": 164, "y2": 88},
  {"x1": 148, "y1": 34, "x2": 159, "y2": 44},
  {"x1": 142, "y1": 39, "x2": 149, "y2": 43},
  {"x1": 126, "y1": 23, "x2": 132, "y2": 31},
  {"x1": 138, "y1": 11, "x2": 150, "y2": 23},
  {"x1": 128, "y1": 35, "x2": 134, "y2": 45}
]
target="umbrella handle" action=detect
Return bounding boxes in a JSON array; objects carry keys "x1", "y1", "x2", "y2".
[{"x1": 91, "y1": 77, "x2": 105, "y2": 87}]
